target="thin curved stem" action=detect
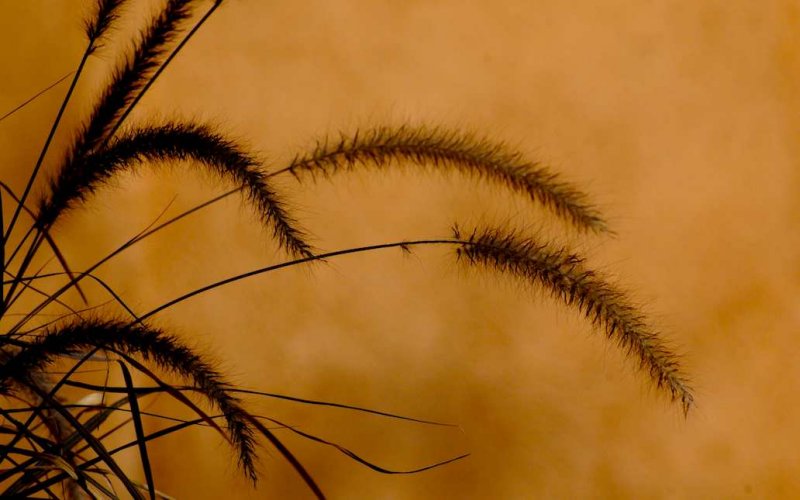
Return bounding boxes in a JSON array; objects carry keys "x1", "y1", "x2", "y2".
[
  {"x1": 0, "y1": 71, "x2": 74, "y2": 124},
  {"x1": 136, "y1": 239, "x2": 459, "y2": 322},
  {"x1": 4, "y1": 40, "x2": 95, "y2": 251},
  {"x1": 7, "y1": 197, "x2": 179, "y2": 334}
]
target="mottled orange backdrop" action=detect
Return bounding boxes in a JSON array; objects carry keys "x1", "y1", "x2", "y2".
[{"x1": 2, "y1": 1, "x2": 800, "y2": 498}]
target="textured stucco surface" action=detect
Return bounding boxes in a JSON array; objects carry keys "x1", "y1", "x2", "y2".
[{"x1": 2, "y1": 1, "x2": 799, "y2": 497}]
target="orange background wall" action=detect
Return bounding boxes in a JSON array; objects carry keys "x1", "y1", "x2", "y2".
[{"x1": 2, "y1": 1, "x2": 799, "y2": 497}]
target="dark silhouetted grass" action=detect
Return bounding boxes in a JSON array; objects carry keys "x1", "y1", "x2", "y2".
[{"x1": 0, "y1": 1, "x2": 693, "y2": 498}]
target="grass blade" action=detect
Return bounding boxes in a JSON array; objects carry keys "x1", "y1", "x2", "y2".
[
  {"x1": 117, "y1": 360, "x2": 156, "y2": 500},
  {"x1": 0, "y1": 72, "x2": 74, "y2": 124}
]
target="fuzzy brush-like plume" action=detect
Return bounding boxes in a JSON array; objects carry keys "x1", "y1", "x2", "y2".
[
  {"x1": 284, "y1": 125, "x2": 609, "y2": 234},
  {"x1": 454, "y1": 225, "x2": 693, "y2": 414},
  {"x1": 84, "y1": 0, "x2": 127, "y2": 51},
  {"x1": 0, "y1": 318, "x2": 260, "y2": 482},
  {"x1": 38, "y1": 121, "x2": 314, "y2": 258},
  {"x1": 76, "y1": 0, "x2": 198, "y2": 155}
]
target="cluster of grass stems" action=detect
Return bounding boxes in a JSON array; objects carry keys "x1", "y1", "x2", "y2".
[{"x1": 0, "y1": 1, "x2": 693, "y2": 498}]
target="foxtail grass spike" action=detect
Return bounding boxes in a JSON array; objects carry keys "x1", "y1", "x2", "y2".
[
  {"x1": 454, "y1": 225, "x2": 693, "y2": 414},
  {"x1": 0, "y1": 318, "x2": 260, "y2": 482},
  {"x1": 38, "y1": 122, "x2": 314, "y2": 258},
  {"x1": 75, "y1": 0, "x2": 197, "y2": 156},
  {"x1": 283, "y1": 125, "x2": 610, "y2": 234},
  {"x1": 84, "y1": 0, "x2": 128, "y2": 52}
]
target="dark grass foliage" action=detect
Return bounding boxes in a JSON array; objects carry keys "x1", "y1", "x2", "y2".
[{"x1": 0, "y1": 1, "x2": 693, "y2": 498}]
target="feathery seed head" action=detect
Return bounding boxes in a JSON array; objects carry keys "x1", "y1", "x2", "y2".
[
  {"x1": 38, "y1": 122, "x2": 314, "y2": 258},
  {"x1": 0, "y1": 318, "x2": 260, "y2": 481},
  {"x1": 454, "y1": 225, "x2": 693, "y2": 414},
  {"x1": 286, "y1": 126, "x2": 610, "y2": 234}
]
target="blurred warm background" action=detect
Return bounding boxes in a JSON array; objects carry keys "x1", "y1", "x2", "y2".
[{"x1": 2, "y1": 1, "x2": 800, "y2": 498}]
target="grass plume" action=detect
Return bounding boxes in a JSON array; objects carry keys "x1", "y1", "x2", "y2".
[
  {"x1": 83, "y1": 0, "x2": 127, "y2": 52},
  {"x1": 282, "y1": 125, "x2": 610, "y2": 234},
  {"x1": 0, "y1": 318, "x2": 260, "y2": 483},
  {"x1": 38, "y1": 121, "x2": 314, "y2": 258},
  {"x1": 454, "y1": 225, "x2": 693, "y2": 414},
  {"x1": 75, "y1": 0, "x2": 198, "y2": 155}
]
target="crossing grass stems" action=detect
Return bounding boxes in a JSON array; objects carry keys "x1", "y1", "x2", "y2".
[{"x1": 0, "y1": 1, "x2": 693, "y2": 498}]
